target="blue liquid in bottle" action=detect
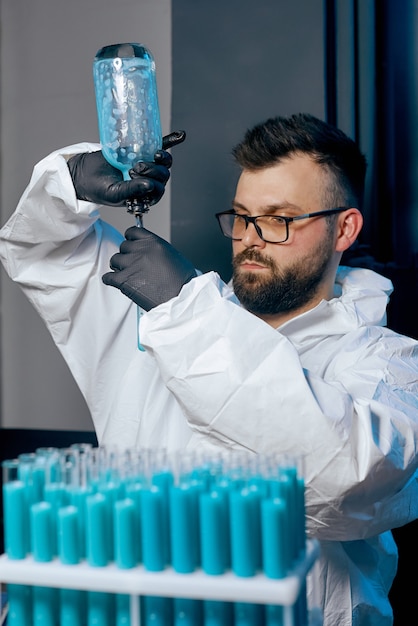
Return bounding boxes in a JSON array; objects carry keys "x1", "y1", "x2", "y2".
[{"x1": 93, "y1": 43, "x2": 162, "y2": 182}]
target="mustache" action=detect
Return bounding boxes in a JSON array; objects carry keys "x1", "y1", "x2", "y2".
[{"x1": 233, "y1": 249, "x2": 275, "y2": 269}]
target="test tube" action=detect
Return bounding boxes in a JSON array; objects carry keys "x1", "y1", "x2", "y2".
[
  {"x1": 2, "y1": 459, "x2": 29, "y2": 559},
  {"x1": 170, "y1": 476, "x2": 200, "y2": 573},
  {"x1": 114, "y1": 498, "x2": 137, "y2": 569},
  {"x1": 199, "y1": 488, "x2": 229, "y2": 575},
  {"x1": 229, "y1": 486, "x2": 260, "y2": 578},
  {"x1": 57, "y1": 503, "x2": 85, "y2": 624},
  {"x1": 86, "y1": 492, "x2": 113, "y2": 626},
  {"x1": 30, "y1": 501, "x2": 57, "y2": 626},
  {"x1": 2, "y1": 459, "x2": 32, "y2": 626}
]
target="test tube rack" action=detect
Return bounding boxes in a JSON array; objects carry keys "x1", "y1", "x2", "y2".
[
  {"x1": 1, "y1": 445, "x2": 323, "y2": 626},
  {"x1": 0, "y1": 539, "x2": 320, "y2": 626}
]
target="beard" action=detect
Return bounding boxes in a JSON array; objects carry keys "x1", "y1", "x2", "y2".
[{"x1": 232, "y1": 236, "x2": 334, "y2": 316}]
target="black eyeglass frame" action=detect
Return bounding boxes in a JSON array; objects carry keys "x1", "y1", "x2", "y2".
[{"x1": 215, "y1": 207, "x2": 349, "y2": 243}]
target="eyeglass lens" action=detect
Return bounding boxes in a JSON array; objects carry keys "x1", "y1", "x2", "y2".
[{"x1": 219, "y1": 213, "x2": 288, "y2": 243}]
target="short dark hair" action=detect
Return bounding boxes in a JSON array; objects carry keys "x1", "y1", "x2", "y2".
[{"x1": 232, "y1": 113, "x2": 367, "y2": 210}]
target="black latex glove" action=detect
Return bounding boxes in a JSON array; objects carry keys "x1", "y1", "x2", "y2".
[
  {"x1": 67, "y1": 130, "x2": 186, "y2": 207},
  {"x1": 102, "y1": 226, "x2": 197, "y2": 310}
]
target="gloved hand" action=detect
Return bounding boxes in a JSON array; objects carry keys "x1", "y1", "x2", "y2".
[
  {"x1": 102, "y1": 226, "x2": 197, "y2": 310},
  {"x1": 67, "y1": 130, "x2": 185, "y2": 207}
]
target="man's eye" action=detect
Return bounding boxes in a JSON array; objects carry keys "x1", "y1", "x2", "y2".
[{"x1": 263, "y1": 216, "x2": 286, "y2": 224}]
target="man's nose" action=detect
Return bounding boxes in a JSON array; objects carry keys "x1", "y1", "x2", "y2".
[{"x1": 241, "y1": 220, "x2": 266, "y2": 247}]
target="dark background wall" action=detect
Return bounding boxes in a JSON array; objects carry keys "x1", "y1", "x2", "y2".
[{"x1": 170, "y1": 0, "x2": 325, "y2": 283}]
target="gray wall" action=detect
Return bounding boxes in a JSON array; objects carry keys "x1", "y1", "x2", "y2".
[{"x1": 0, "y1": 0, "x2": 172, "y2": 430}]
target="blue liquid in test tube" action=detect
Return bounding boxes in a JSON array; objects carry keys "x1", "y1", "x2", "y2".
[
  {"x1": 173, "y1": 597, "x2": 203, "y2": 626},
  {"x1": 2, "y1": 460, "x2": 32, "y2": 626},
  {"x1": 141, "y1": 595, "x2": 173, "y2": 626},
  {"x1": 151, "y1": 466, "x2": 173, "y2": 565},
  {"x1": 229, "y1": 488, "x2": 259, "y2": 577},
  {"x1": 7, "y1": 584, "x2": 32, "y2": 626},
  {"x1": 88, "y1": 591, "x2": 112, "y2": 626},
  {"x1": 114, "y1": 498, "x2": 137, "y2": 569},
  {"x1": 199, "y1": 489, "x2": 229, "y2": 575},
  {"x1": 261, "y1": 497, "x2": 288, "y2": 579},
  {"x1": 234, "y1": 602, "x2": 264, "y2": 626},
  {"x1": 30, "y1": 501, "x2": 57, "y2": 626},
  {"x1": 3, "y1": 479, "x2": 28, "y2": 559},
  {"x1": 140, "y1": 486, "x2": 166, "y2": 571},
  {"x1": 86, "y1": 492, "x2": 113, "y2": 626},
  {"x1": 265, "y1": 604, "x2": 284, "y2": 626},
  {"x1": 203, "y1": 600, "x2": 234, "y2": 626},
  {"x1": 58, "y1": 505, "x2": 85, "y2": 626},
  {"x1": 115, "y1": 594, "x2": 132, "y2": 626},
  {"x1": 68, "y1": 485, "x2": 93, "y2": 560},
  {"x1": 124, "y1": 482, "x2": 143, "y2": 563},
  {"x1": 44, "y1": 482, "x2": 67, "y2": 557},
  {"x1": 86, "y1": 492, "x2": 110, "y2": 567},
  {"x1": 170, "y1": 484, "x2": 199, "y2": 573},
  {"x1": 60, "y1": 588, "x2": 86, "y2": 626}
]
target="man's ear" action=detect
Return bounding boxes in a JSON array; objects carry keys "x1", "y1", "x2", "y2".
[{"x1": 335, "y1": 208, "x2": 363, "y2": 252}]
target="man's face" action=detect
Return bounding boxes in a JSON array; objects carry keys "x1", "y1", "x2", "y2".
[{"x1": 231, "y1": 154, "x2": 338, "y2": 321}]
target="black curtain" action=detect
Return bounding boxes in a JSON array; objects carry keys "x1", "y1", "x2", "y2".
[{"x1": 325, "y1": 0, "x2": 418, "y2": 340}]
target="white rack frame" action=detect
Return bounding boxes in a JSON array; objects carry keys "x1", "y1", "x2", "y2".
[{"x1": 0, "y1": 540, "x2": 320, "y2": 626}]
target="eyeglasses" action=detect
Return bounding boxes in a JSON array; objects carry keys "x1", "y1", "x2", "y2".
[{"x1": 215, "y1": 207, "x2": 349, "y2": 243}]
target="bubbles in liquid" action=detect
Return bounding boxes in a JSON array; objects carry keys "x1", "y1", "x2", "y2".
[{"x1": 93, "y1": 44, "x2": 162, "y2": 178}]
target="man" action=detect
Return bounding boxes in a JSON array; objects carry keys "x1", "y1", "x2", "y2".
[{"x1": 0, "y1": 113, "x2": 417, "y2": 625}]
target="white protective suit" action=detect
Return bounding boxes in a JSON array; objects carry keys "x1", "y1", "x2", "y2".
[{"x1": 1, "y1": 143, "x2": 418, "y2": 626}]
